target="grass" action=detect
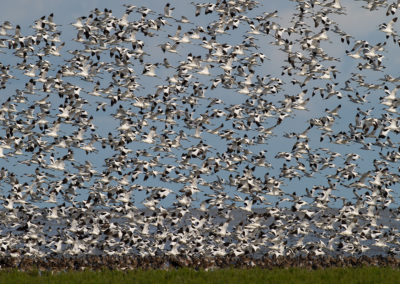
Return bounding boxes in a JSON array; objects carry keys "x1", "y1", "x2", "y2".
[{"x1": 0, "y1": 267, "x2": 399, "y2": 283}]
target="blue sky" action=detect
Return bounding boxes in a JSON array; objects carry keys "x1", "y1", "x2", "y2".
[{"x1": 0, "y1": 0, "x2": 399, "y2": 209}]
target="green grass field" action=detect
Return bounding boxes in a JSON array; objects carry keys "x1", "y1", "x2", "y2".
[{"x1": 0, "y1": 267, "x2": 399, "y2": 284}]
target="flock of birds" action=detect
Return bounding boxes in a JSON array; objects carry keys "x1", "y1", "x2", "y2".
[{"x1": 0, "y1": 0, "x2": 399, "y2": 260}]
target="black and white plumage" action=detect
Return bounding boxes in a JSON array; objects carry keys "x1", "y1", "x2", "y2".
[{"x1": 0, "y1": 0, "x2": 398, "y2": 261}]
